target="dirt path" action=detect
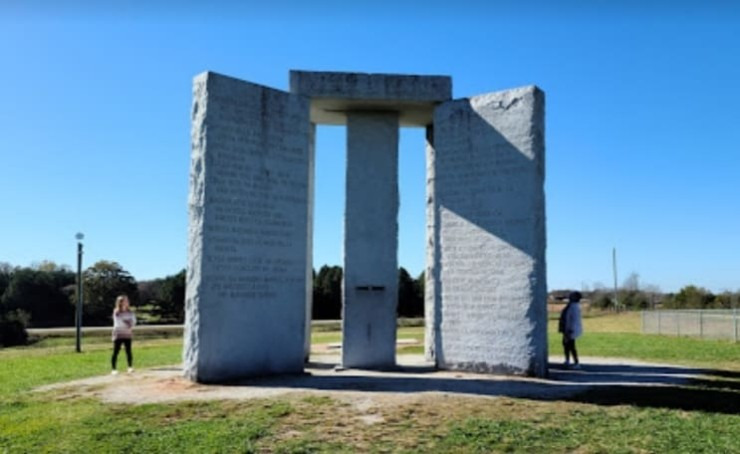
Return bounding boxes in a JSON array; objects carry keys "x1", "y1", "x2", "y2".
[{"x1": 36, "y1": 354, "x2": 708, "y2": 407}]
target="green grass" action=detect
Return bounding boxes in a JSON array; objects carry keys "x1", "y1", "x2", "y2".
[
  {"x1": 436, "y1": 404, "x2": 740, "y2": 453},
  {"x1": 554, "y1": 332, "x2": 740, "y2": 368},
  {"x1": 310, "y1": 330, "x2": 341, "y2": 345},
  {"x1": 546, "y1": 312, "x2": 740, "y2": 370},
  {"x1": 0, "y1": 396, "x2": 297, "y2": 453},
  {"x1": 27, "y1": 329, "x2": 183, "y2": 349},
  {"x1": 1, "y1": 313, "x2": 739, "y2": 452},
  {"x1": 0, "y1": 339, "x2": 182, "y2": 395},
  {"x1": 321, "y1": 312, "x2": 740, "y2": 370},
  {"x1": 310, "y1": 326, "x2": 424, "y2": 346},
  {"x1": 3, "y1": 390, "x2": 739, "y2": 453}
]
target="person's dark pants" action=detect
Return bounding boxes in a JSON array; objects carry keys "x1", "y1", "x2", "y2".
[
  {"x1": 562, "y1": 335, "x2": 579, "y2": 365},
  {"x1": 112, "y1": 338, "x2": 133, "y2": 369}
]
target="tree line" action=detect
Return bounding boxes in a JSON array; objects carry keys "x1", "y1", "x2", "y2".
[
  {"x1": 3, "y1": 261, "x2": 735, "y2": 347},
  {"x1": 0, "y1": 260, "x2": 185, "y2": 346},
  {"x1": 312, "y1": 265, "x2": 424, "y2": 319},
  {"x1": 559, "y1": 273, "x2": 740, "y2": 310},
  {"x1": 589, "y1": 285, "x2": 739, "y2": 310},
  {"x1": 0, "y1": 261, "x2": 424, "y2": 346}
]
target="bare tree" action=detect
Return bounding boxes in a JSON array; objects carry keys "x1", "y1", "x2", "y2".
[
  {"x1": 622, "y1": 272, "x2": 640, "y2": 292},
  {"x1": 643, "y1": 284, "x2": 662, "y2": 310}
]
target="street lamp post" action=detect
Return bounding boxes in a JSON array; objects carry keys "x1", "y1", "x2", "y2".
[{"x1": 75, "y1": 233, "x2": 84, "y2": 353}]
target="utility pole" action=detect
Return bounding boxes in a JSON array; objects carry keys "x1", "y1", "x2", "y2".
[
  {"x1": 75, "y1": 233, "x2": 84, "y2": 352},
  {"x1": 612, "y1": 247, "x2": 619, "y2": 312}
]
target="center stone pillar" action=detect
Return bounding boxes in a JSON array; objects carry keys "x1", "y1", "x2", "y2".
[{"x1": 342, "y1": 111, "x2": 399, "y2": 369}]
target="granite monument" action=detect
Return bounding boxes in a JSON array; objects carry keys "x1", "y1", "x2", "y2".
[{"x1": 184, "y1": 70, "x2": 547, "y2": 382}]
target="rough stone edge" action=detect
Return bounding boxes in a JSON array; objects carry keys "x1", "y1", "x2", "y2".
[
  {"x1": 183, "y1": 71, "x2": 211, "y2": 382},
  {"x1": 424, "y1": 125, "x2": 440, "y2": 363},
  {"x1": 304, "y1": 123, "x2": 316, "y2": 362},
  {"x1": 529, "y1": 86, "x2": 548, "y2": 378}
]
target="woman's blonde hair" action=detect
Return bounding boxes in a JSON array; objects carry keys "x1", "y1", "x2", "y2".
[{"x1": 114, "y1": 295, "x2": 130, "y2": 314}]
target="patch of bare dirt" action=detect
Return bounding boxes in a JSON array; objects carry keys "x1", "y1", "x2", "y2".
[{"x1": 35, "y1": 354, "x2": 703, "y2": 408}]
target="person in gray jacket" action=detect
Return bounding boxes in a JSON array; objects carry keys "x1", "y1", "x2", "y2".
[{"x1": 558, "y1": 291, "x2": 583, "y2": 369}]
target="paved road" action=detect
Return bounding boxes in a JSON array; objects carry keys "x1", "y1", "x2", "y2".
[
  {"x1": 27, "y1": 320, "x2": 347, "y2": 336},
  {"x1": 28, "y1": 325, "x2": 184, "y2": 336}
]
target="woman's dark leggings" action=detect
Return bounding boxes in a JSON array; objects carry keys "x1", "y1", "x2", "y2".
[
  {"x1": 112, "y1": 338, "x2": 133, "y2": 369},
  {"x1": 562, "y1": 336, "x2": 579, "y2": 364}
]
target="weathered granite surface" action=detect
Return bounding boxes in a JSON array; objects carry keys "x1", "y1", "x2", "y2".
[
  {"x1": 185, "y1": 72, "x2": 311, "y2": 382},
  {"x1": 342, "y1": 111, "x2": 400, "y2": 369},
  {"x1": 303, "y1": 123, "x2": 316, "y2": 362},
  {"x1": 425, "y1": 86, "x2": 548, "y2": 377}
]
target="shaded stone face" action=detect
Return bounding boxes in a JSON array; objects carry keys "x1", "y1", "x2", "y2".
[
  {"x1": 290, "y1": 70, "x2": 452, "y2": 126},
  {"x1": 426, "y1": 87, "x2": 548, "y2": 377},
  {"x1": 185, "y1": 70, "x2": 547, "y2": 382}
]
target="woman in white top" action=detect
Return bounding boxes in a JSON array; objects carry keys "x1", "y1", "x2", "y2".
[
  {"x1": 558, "y1": 291, "x2": 583, "y2": 369},
  {"x1": 111, "y1": 294, "x2": 136, "y2": 375}
]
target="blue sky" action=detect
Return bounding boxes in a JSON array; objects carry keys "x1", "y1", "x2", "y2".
[{"x1": 1, "y1": 1, "x2": 738, "y2": 293}]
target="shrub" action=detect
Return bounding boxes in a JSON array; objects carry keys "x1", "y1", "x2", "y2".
[
  {"x1": 591, "y1": 293, "x2": 613, "y2": 309},
  {"x1": 0, "y1": 309, "x2": 30, "y2": 347},
  {"x1": 2, "y1": 267, "x2": 75, "y2": 327}
]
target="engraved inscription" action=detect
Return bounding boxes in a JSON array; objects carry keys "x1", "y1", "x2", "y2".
[
  {"x1": 433, "y1": 94, "x2": 542, "y2": 364},
  {"x1": 201, "y1": 85, "x2": 308, "y2": 303}
]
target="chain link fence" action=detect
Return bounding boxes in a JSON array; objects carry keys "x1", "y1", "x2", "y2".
[{"x1": 642, "y1": 310, "x2": 740, "y2": 342}]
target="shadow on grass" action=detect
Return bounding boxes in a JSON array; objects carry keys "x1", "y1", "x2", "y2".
[
  {"x1": 699, "y1": 368, "x2": 740, "y2": 380},
  {"x1": 224, "y1": 361, "x2": 740, "y2": 415},
  {"x1": 571, "y1": 385, "x2": 739, "y2": 414}
]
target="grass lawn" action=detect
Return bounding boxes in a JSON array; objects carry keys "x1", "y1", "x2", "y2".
[
  {"x1": 321, "y1": 312, "x2": 740, "y2": 369},
  {"x1": 1, "y1": 313, "x2": 739, "y2": 452},
  {"x1": 549, "y1": 311, "x2": 740, "y2": 370}
]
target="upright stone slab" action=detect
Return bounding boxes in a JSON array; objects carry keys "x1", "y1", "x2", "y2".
[
  {"x1": 185, "y1": 72, "x2": 311, "y2": 382},
  {"x1": 342, "y1": 112, "x2": 400, "y2": 368},
  {"x1": 426, "y1": 86, "x2": 547, "y2": 377}
]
